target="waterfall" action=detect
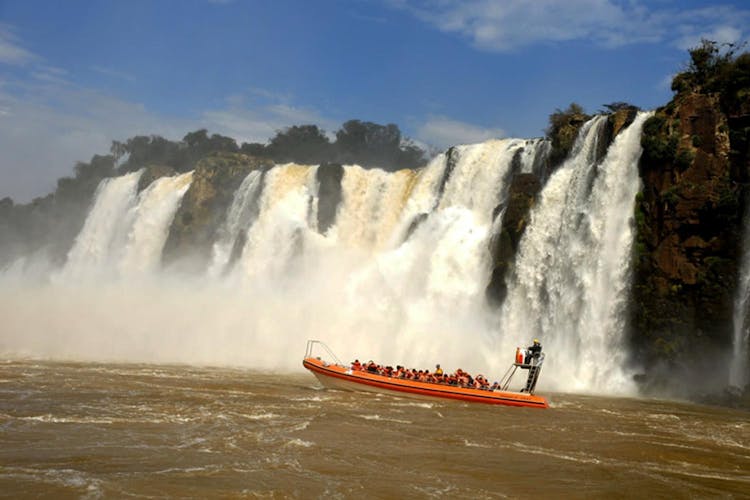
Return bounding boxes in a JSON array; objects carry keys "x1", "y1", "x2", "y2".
[
  {"x1": 498, "y1": 112, "x2": 652, "y2": 393},
  {"x1": 730, "y1": 216, "x2": 750, "y2": 387},
  {"x1": 58, "y1": 170, "x2": 144, "y2": 282},
  {"x1": 332, "y1": 166, "x2": 420, "y2": 250},
  {"x1": 58, "y1": 170, "x2": 193, "y2": 282},
  {"x1": 237, "y1": 163, "x2": 320, "y2": 281},
  {"x1": 117, "y1": 172, "x2": 194, "y2": 277},
  {"x1": 3, "y1": 125, "x2": 648, "y2": 394},
  {"x1": 438, "y1": 139, "x2": 524, "y2": 217},
  {"x1": 207, "y1": 170, "x2": 264, "y2": 277}
]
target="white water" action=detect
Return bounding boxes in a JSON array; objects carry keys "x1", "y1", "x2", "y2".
[
  {"x1": 730, "y1": 213, "x2": 750, "y2": 387},
  {"x1": 498, "y1": 113, "x2": 652, "y2": 393},
  {"x1": 118, "y1": 172, "x2": 193, "y2": 277},
  {"x1": 0, "y1": 128, "x2": 653, "y2": 395},
  {"x1": 207, "y1": 170, "x2": 264, "y2": 277},
  {"x1": 56, "y1": 170, "x2": 193, "y2": 282},
  {"x1": 57, "y1": 170, "x2": 144, "y2": 282},
  {"x1": 238, "y1": 163, "x2": 321, "y2": 281}
]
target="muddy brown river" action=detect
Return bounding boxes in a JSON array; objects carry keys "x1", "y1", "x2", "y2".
[{"x1": 0, "y1": 360, "x2": 747, "y2": 498}]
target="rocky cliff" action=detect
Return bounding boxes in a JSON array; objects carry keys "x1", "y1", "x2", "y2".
[
  {"x1": 631, "y1": 60, "x2": 750, "y2": 394},
  {"x1": 485, "y1": 107, "x2": 638, "y2": 305},
  {"x1": 162, "y1": 152, "x2": 272, "y2": 271}
]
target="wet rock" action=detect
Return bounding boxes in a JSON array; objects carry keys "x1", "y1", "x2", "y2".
[
  {"x1": 137, "y1": 164, "x2": 177, "y2": 192},
  {"x1": 162, "y1": 152, "x2": 271, "y2": 271},
  {"x1": 631, "y1": 90, "x2": 745, "y2": 377},
  {"x1": 316, "y1": 163, "x2": 344, "y2": 234},
  {"x1": 486, "y1": 173, "x2": 542, "y2": 305}
]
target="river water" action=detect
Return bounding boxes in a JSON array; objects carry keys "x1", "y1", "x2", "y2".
[{"x1": 1, "y1": 360, "x2": 747, "y2": 498}]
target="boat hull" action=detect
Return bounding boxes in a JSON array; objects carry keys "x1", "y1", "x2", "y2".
[{"x1": 303, "y1": 357, "x2": 548, "y2": 409}]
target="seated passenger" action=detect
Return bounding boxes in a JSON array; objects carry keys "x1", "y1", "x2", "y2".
[{"x1": 351, "y1": 359, "x2": 362, "y2": 371}]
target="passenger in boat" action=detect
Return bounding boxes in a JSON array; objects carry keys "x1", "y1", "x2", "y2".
[
  {"x1": 435, "y1": 364, "x2": 443, "y2": 376},
  {"x1": 366, "y1": 361, "x2": 379, "y2": 373},
  {"x1": 351, "y1": 359, "x2": 362, "y2": 371},
  {"x1": 525, "y1": 339, "x2": 542, "y2": 364}
]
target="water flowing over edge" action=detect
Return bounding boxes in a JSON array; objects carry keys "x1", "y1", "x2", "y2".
[
  {"x1": 499, "y1": 112, "x2": 652, "y2": 393},
  {"x1": 730, "y1": 206, "x2": 750, "y2": 387},
  {"x1": 1, "y1": 122, "x2": 657, "y2": 395}
]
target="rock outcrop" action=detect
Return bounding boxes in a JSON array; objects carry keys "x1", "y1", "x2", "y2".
[
  {"x1": 485, "y1": 174, "x2": 541, "y2": 305},
  {"x1": 547, "y1": 104, "x2": 591, "y2": 170},
  {"x1": 631, "y1": 89, "x2": 748, "y2": 394},
  {"x1": 316, "y1": 163, "x2": 344, "y2": 234},
  {"x1": 485, "y1": 107, "x2": 638, "y2": 306},
  {"x1": 162, "y1": 152, "x2": 271, "y2": 271},
  {"x1": 137, "y1": 164, "x2": 177, "y2": 192}
]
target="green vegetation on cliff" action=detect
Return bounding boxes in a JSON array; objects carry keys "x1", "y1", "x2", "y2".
[
  {"x1": 545, "y1": 103, "x2": 591, "y2": 168},
  {"x1": 631, "y1": 40, "x2": 750, "y2": 396}
]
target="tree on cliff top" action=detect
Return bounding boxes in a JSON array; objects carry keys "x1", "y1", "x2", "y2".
[
  {"x1": 546, "y1": 103, "x2": 591, "y2": 167},
  {"x1": 671, "y1": 39, "x2": 750, "y2": 98},
  {"x1": 266, "y1": 125, "x2": 332, "y2": 164},
  {"x1": 335, "y1": 120, "x2": 425, "y2": 170}
]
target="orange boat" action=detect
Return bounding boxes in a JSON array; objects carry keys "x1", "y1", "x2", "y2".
[{"x1": 302, "y1": 340, "x2": 548, "y2": 409}]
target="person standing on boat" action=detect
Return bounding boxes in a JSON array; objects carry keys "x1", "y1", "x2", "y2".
[
  {"x1": 434, "y1": 364, "x2": 443, "y2": 376},
  {"x1": 525, "y1": 339, "x2": 542, "y2": 364}
]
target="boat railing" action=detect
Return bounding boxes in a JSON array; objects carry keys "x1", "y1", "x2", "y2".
[
  {"x1": 498, "y1": 352, "x2": 545, "y2": 394},
  {"x1": 305, "y1": 340, "x2": 344, "y2": 366}
]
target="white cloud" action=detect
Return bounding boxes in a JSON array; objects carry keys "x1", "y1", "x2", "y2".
[
  {"x1": 674, "y1": 24, "x2": 744, "y2": 51},
  {"x1": 200, "y1": 95, "x2": 338, "y2": 145},
  {"x1": 0, "y1": 80, "x2": 194, "y2": 202},
  {"x1": 392, "y1": 0, "x2": 749, "y2": 52},
  {"x1": 0, "y1": 79, "x2": 338, "y2": 202},
  {"x1": 416, "y1": 116, "x2": 505, "y2": 149},
  {"x1": 0, "y1": 23, "x2": 37, "y2": 65}
]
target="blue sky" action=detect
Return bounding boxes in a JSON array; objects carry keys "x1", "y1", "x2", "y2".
[{"x1": 1, "y1": 0, "x2": 748, "y2": 202}]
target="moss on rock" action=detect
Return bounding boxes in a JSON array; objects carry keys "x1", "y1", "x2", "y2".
[
  {"x1": 631, "y1": 89, "x2": 745, "y2": 394},
  {"x1": 162, "y1": 152, "x2": 272, "y2": 271}
]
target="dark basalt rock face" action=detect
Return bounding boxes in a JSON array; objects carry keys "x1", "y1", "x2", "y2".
[
  {"x1": 547, "y1": 110, "x2": 590, "y2": 171},
  {"x1": 403, "y1": 212, "x2": 429, "y2": 243},
  {"x1": 161, "y1": 152, "x2": 271, "y2": 271},
  {"x1": 631, "y1": 91, "x2": 748, "y2": 395},
  {"x1": 485, "y1": 173, "x2": 542, "y2": 305},
  {"x1": 437, "y1": 146, "x2": 460, "y2": 197},
  {"x1": 316, "y1": 162, "x2": 345, "y2": 234},
  {"x1": 597, "y1": 107, "x2": 640, "y2": 163},
  {"x1": 485, "y1": 108, "x2": 637, "y2": 308}
]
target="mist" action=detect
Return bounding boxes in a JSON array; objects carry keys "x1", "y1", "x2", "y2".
[{"x1": 0, "y1": 125, "x2": 657, "y2": 397}]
